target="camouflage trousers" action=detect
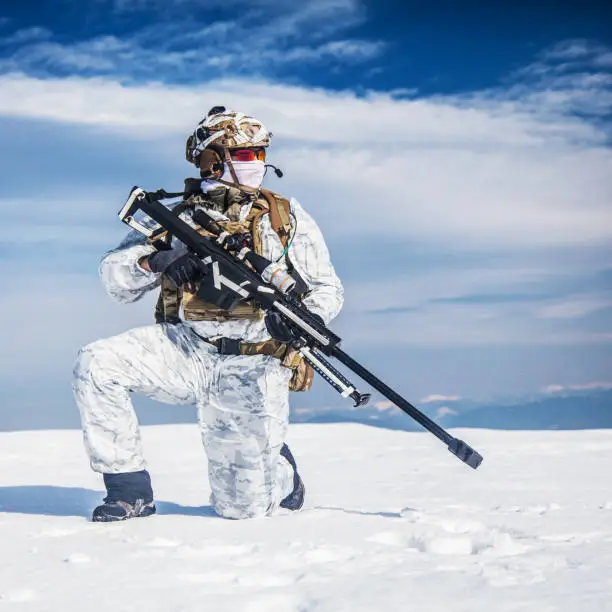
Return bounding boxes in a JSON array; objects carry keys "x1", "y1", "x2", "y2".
[{"x1": 73, "y1": 323, "x2": 294, "y2": 519}]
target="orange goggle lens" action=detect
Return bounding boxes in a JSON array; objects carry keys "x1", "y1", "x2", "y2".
[{"x1": 230, "y1": 148, "x2": 266, "y2": 162}]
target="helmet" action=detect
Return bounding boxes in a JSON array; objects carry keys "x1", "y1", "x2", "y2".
[{"x1": 185, "y1": 106, "x2": 271, "y2": 166}]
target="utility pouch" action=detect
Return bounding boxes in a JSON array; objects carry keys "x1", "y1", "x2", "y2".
[
  {"x1": 282, "y1": 348, "x2": 315, "y2": 392},
  {"x1": 205, "y1": 337, "x2": 315, "y2": 392}
]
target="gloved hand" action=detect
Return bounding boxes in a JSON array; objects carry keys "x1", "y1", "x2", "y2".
[
  {"x1": 265, "y1": 310, "x2": 325, "y2": 345},
  {"x1": 147, "y1": 246, "x2": 208, "y2": 287}
]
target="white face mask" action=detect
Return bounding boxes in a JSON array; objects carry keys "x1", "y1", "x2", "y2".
[{"x1": 221, "y1": 160, "x2": 266, "y2": 189}]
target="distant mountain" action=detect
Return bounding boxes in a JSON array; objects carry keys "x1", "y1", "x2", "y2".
[
  {"x1": 290, "y1": 390, "x2": 612, "y2": 431},
  {"x1": 4, "y1": 386, "x2": 610, "y2": 432},
  {"x1": 444, "y1": 390, "x2": 612, "y2": 430},
  {"x1": 290, "y1": 404, "x2": 419, "y2": 431}
]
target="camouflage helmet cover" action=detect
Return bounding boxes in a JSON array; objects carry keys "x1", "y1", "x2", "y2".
[{"x1": 185, "y1": 106, "x2": 272, "y2": 165}]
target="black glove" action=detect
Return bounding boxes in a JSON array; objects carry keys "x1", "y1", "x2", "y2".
[
  {"x1": 148, "y1": 246, "x2": 208, "y2": 286},
  {"x1": 265, "y1": 310, "x2": 324, "y2": 345}
]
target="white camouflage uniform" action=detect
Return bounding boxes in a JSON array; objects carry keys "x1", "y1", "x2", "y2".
[{"x1": 73, "y1": 196, "x2": 343, "y2": 519}]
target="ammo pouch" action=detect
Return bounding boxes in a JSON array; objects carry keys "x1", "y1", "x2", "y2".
[{"x1": 204, "y1": 337, "x2": 315, "y2": 392}]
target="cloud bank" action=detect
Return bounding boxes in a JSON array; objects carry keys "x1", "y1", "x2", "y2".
[
  {"x1": 1, "y1": 45, "x2": 610, "y2": 251},
  {"x1": 0, "y1": 28, "x2": 610, "y2": 417}
]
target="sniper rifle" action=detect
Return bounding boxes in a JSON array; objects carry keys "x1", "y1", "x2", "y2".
[{"x1": 119, "y1": 185, "x2": 484, "y2": 470}]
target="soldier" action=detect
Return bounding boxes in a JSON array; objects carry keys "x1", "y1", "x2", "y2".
[{"x1": 73, "y1": 107, "x2": 344, "y2": 521}]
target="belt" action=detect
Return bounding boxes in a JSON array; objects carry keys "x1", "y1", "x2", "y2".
[
  {"x1": 203, "y1": 337, "x2": 244, "y2": 355},
  {"x1": 200, "y1": 335, "x2": 288, "y2": 360}
]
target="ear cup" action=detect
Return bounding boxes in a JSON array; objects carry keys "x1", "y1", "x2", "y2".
[
  {"x1": 198, "y1": 148, "x2": 224, "y2": 179},
  {"x1": 185, "y1": 134, "x2": 195, "y2": 163}
]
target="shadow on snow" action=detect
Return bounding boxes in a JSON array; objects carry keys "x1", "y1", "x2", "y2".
[{"x1": 0, "y1": 486, "x2": 217, "y2": 519}]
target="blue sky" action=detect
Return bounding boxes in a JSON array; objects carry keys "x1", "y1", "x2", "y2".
[
  {"x1": 0, "y1": 0, "x2": 611, "y2": 429},
  {"x1": 1, "y1": 0, "x2": 610, "y2": 92}
]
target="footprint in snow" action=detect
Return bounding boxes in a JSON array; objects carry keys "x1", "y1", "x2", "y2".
[
  {"x1": 495, "y1": 503, "x2": 561, "y2": 515},
  {"x1": 481, "y1": 562, "x2": 546, "y2": 587},
  {"x1": 368, "y1": 530, "x2": 475, "y2": 555},
  {"x1": 366, "y1": 531, "x2": 406, "y2": 547},
  {"x1": 367, "y1": 527, "x2": 531, "y2": 557}
]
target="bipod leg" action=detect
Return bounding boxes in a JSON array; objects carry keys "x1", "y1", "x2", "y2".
[{"x1": 299, "y1": 346, "x2": 370, "y2": 407}]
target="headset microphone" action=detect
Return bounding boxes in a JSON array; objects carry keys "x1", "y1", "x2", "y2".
[{"x1": 265, "y1": 164, "x2": 284, "y2": 178}]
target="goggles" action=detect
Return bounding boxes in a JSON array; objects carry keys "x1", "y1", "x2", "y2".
[{"x1": 229, "y1": 148, "x2": 266, "y2": 162}]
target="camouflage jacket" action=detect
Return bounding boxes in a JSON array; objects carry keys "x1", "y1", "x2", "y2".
[{"x1": 99, "y1": 186, "x2": 344, "y2": 344}]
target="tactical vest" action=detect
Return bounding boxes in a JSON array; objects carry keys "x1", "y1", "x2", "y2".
[{"x1": 151, "y1": 188, "x2": 314, "y2": 392}]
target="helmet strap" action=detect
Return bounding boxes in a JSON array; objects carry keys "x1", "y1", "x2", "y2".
[{"x1": 223, "y1": 148, "x2": 241, "y2": 184}]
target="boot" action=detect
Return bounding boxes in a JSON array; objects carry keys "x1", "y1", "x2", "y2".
[
  {"x1": 92, "y1": 470, "x2": 156, "y2": 522},
  {"x1": 279, "y1": 444, "x2": 305, "y2": 511}
]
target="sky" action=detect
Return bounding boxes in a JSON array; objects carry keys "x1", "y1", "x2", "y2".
[{"x1": 0, "y1": 0, "x2": 611, "y2": 429}]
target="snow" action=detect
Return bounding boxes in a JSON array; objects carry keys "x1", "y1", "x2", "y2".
[{"x1": 1, "y1": 423, "x2": 612, "y2": 611}]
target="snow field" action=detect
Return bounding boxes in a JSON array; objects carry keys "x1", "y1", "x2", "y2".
[{"x1": 1, "y1": 423, "x2": 612, "y2": 611}]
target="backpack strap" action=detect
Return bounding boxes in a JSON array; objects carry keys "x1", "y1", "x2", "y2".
[
  {"x1": 259, "y1": 188, "x2": 291, "y2": 248},
  {"x1": 247, "y1": 199, "x2": 269, "y2": 255}
]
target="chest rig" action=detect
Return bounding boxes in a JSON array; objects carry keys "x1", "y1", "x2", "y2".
[
  {"x1": 153, "y1": 187, "x2": 292, "y2": 325},
  {"x1": 149, "y1": 187, "x2": 315, "y2": 393}
]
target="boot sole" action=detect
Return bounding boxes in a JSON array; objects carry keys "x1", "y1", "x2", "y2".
[{"x1": 92, "y1": 505, "x2": 157, "y2": 523}]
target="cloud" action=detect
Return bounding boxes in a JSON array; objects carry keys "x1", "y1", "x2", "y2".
[
  {"x1": 334, "y1": 252, "x2": 612, "y2": 347},
  {"x1": 0, "y1": 32, "x2": 383, "y2": 78},
  {"x1": 0, "y1": 1, "x2": 379, "y2": 80},
  {"x1": 0, "y1": 271, "x2": 155, "y2": 378},
  {"x1": 542, "y1": 381, "x2": 612, "y2": 394},
  {"x1": 0, "y1": 38, "x2": 610, "y2": 424},
  {"x1": 536, "y1": 294, "x2": 612, "y2": 319},
  {"x1": 373, "y1": 401, "x2": 401, "y2": 411},
  {"x1": 436, "y1": 406, "x2": 458, "y2": 418},
  {"x1": 2, "y1": 18, "x2": 600, "y2": 254},
  {"x1": 0, "y1": 39, "x2": 610, "y2": 252},
  {"x1": 542, "y1": 39, "x2": 612, "y2": 65},
  {"x1": 506, "y1": 40, "x2": 612, "y2": 119},
  {"x1": 251, "y1": 0, "x2": 366, "y2": 40},
  {"x1": 103, "y1": 0, "x2": 360, "y2": 16},
  {"x1": 543, "y1": 39, "x2": 596, "y2": 61},
  {"x1": 350, "y1": 260, "x2": 606, "y2": 313},
  {"x1": 420, "y1": 395, "x2": 461, "y2": 404},
  {"x1": 0, "y1": 26, "x2": 52, "y2": 46},
  {"x1": 269, "y1": 39, "x2": 384, "y2": 64}
]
